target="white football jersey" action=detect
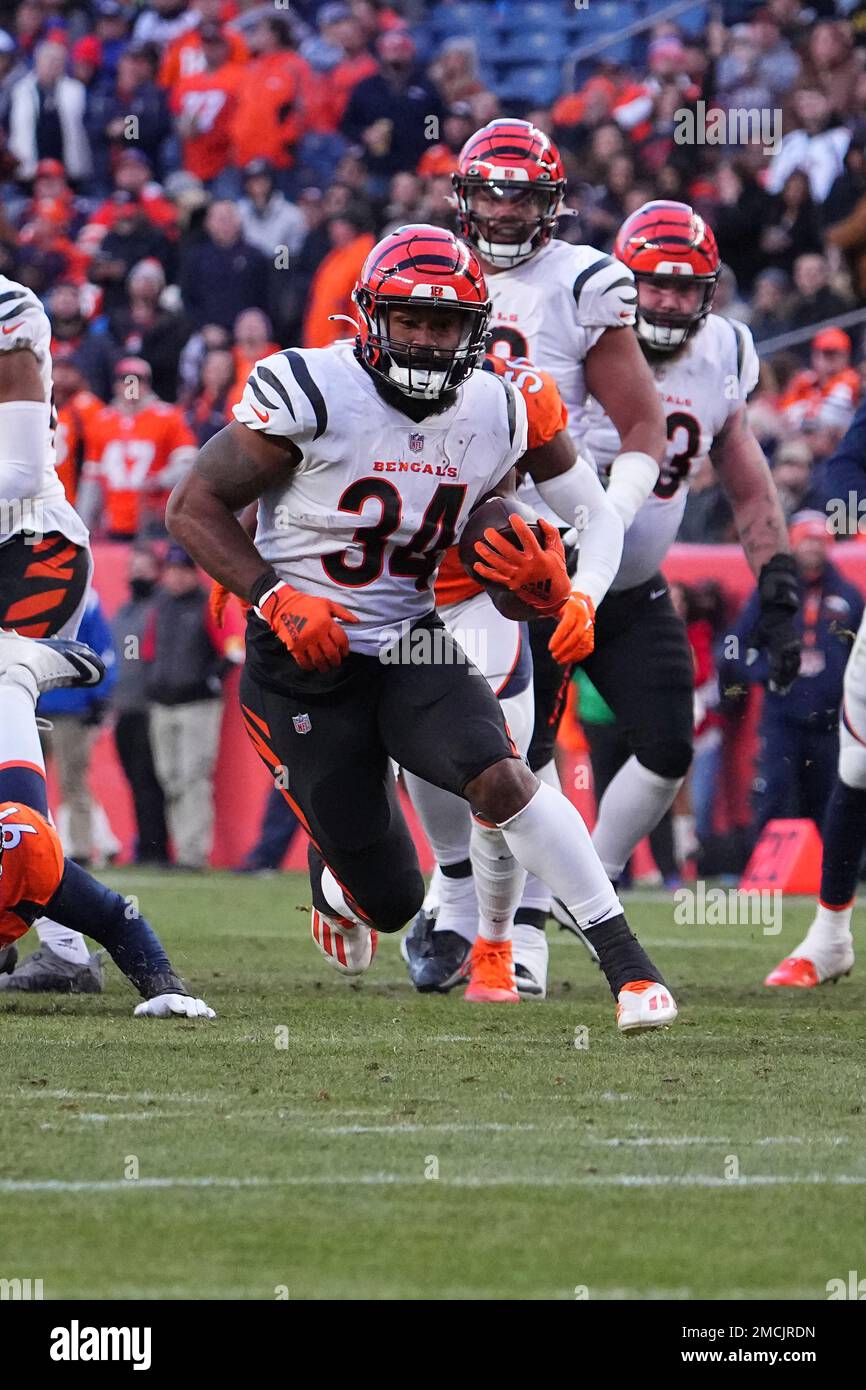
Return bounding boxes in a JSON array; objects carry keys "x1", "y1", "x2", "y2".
[
  {"x1": 233, "y1": 342, "x2": 528, "y2": 655},
  {"x1": 0, "y1": 276, "x2": 89, "y2": 549},
  {"x1": 578, "y1": 314, "x2": 760, "y2": 590},
  {"x1": 485, "y1": 239, "x2": 638, "y2": 439}
]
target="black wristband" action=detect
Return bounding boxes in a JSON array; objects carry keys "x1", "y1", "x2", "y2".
[
  {"x1": 758, "y1": 552, "x2": 798, "y2": 611},
  {"x1": 248, "y1": 568, "x2": 281, "y2": 609}
]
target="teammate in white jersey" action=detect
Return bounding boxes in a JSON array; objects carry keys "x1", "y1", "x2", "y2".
[
  {"x1": 569, "y1": 201, "x2": 800, "y2": 889},
  {"x1": 0, "y1": 275, "x2": 105, "y2": 994},
  {"x1": 167, "y1": 225, "x2": 676, "y2": 1030},
  {"x1": 448, "y1": 119, "x2": 668, "y2": 955}
]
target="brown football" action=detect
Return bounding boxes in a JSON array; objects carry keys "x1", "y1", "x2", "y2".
[{"x1": 457, "y1": 496, "x2": 546, "y2": 621}]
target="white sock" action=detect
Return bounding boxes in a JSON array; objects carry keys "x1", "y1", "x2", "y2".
[
  {"x1": 673, "y1": 813, "x2": 697, "y2": 863},
  {"x1": 592, "y1": 756, "x2": 683, "y2": 879},
  {"x1": 321, "y1": 866, "x2": 365, "y2": 927},
  {"x1": 518, "y1": 759, "x2": 559, "y2": 916},
  {"x1": 434, "y1": 872, "x2": 478, "y2": 944},
  {"x1": 812, "y1": 902, "x2": 854, "y2": 941},
  {"x1": 35, "y1": 918, "x2": 91, "y2": 964},
  {"x1": 422, "y1": 865, "x2": 444, "y2": 915},
  {"x1": 499, "y1": 781, "x2": 621, "y2": 927},
  {"x1": 470, "y1": 821, "x2": 525, "y2": 943},
  {"x1": 0, "y1": 677, "x2": 43, "y2": 771},
  {"x1": 403, "y1": 770, "x2": 472, "y2": 864}
]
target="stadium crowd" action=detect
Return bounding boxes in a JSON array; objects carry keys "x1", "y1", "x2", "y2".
[{"x1": 2, "y1": 0, "x2": 866, "y2": 879}]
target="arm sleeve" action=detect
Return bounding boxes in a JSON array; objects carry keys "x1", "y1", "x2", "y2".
[{"x1": 535, "y1": 459, "x2": 625, "y2": 608}]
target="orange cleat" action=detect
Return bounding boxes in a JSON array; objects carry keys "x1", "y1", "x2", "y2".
[
  {"x1": 764, "y1": 956, "x2": 821, "y2": 988},
  {"x1": 616, "y1": 979, "x2": 678, "y2": 1033},
  {"x1": 464, "y1": 937, "x2": 519, "y2": 1003}
]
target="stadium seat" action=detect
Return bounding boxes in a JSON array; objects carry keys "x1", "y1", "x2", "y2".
[{"x1": 494, "y1": 63, "x2": 563, "y2": 107}]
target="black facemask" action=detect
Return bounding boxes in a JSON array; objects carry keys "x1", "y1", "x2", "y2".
[{"x1": 130, "y1": 577, "x2": 157, "y2": 599}]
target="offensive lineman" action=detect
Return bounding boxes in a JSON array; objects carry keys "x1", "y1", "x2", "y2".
[{"x1": 167, "y1": 224, "x2": 677, "y2": 1031}]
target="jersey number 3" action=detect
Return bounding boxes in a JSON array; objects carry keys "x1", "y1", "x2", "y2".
[
  {"x1": 654, "y1": 411, "x2": 701, "y2": 500},
  {"x1": 322, "y1": 479, "x2": 467, "y2": 590}
]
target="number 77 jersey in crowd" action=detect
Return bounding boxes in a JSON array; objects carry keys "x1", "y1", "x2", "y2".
[
  {"x1": 233, "y1": 341, "x2": 528, "y2": 655},
  {"x1": 577, "y1": 312, "x2": 761, "y2": 591}
]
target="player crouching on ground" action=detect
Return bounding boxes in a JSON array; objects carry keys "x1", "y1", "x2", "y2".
[
  {"x1": 166, "y1": 224, "x2": 675, "y2": 1032},
  {"x1": 0, "y1": 631, "x2": 215, "y2": 1018}
]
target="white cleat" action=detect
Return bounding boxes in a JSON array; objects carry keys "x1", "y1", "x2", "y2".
[
  {"x1": 616, "y1": 980, "x2": 678, "y2": 1034},
  {"x1": 311, "y1": 907, "x2": 377, "y2": 976},
  {"x1": 512, "y1": 920, "x2": 548, "y2": 999},
  {"x1": 0, "y1": 632, "x2": 105, "y2": 696}
]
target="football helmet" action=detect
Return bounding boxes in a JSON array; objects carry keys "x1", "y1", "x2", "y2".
[
  {"x1": 353, "y1": 224, "x2": 490, "y2": 399},
  {"x1": 614, "y1": 200, "x2": 720, "y2": 351},
  {"x1": 453, "y1": 119, "x2": 565, "y2": 268}
]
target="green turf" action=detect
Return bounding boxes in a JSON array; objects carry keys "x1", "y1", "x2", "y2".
[{"x1": 1, "y1": 871, "x2": 865, "y2": 1300}]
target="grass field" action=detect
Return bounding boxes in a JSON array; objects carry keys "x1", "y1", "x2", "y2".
[{"x1": 1, "y1": 870, "x2": 865, "y2": 1301}]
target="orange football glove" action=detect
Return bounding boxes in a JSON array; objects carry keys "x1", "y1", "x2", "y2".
[
  {"x1": 472, "y1": 514, "x2": 571, "y2": 615},
  {"x1": 549, "y1": 591, "x2": 596, "y2": 664},
  {"x1": 255, "y1": 578, "x2": 358, "y2": 673},
  {"x1": 209, "y1": 581, "x2": 250, "y2": 629}
]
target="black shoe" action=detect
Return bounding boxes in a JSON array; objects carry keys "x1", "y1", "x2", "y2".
[
  {"x1": 0, "y1": 946, "x2": 104, "y2": 993},
  {"x1": 402, "y1": 913, "x2": 472, "y2": 994},
  {"x1": 0, "y1": 944, "x2": 18, "y2": 976}
]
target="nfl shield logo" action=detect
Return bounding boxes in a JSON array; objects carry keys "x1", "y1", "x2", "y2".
[
  {"x1": 292, "y1": 712, "x2": 312, "y2": 735},
  {"x1": 409, "y1": 432, "x2": 424, "y2": 453}
]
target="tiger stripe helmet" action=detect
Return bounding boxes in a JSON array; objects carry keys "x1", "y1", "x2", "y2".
[
  {"x1": 453, "y1": 119, "x2": 566, "y2": 268},
  {"x1": 614, "y1": 201, "x2": 720, "y2": 352},
  {"x1": 353, "y1": 224, "x2": 491, "y2": 399}
]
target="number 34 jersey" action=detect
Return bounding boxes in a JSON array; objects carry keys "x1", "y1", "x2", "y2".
[
  {"x1": 577, "y1": 314, "x2": 760, "y2": 591},
  {"x1": 233, "y1": 342, "x2": 528, "y2": 655}
]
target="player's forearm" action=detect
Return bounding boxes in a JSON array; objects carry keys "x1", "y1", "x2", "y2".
[
  {"x1": 533, "y1": 461, "x2": 624, "y2": 607},
  {"x1": 728, "y1": 483, "x2": 790, "y2": 575},
  {"x1": 167, "y1": 472, "x2": 271, "y2": 601}
]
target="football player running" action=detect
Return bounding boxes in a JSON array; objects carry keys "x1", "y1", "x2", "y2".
[
  {"x1": 572, "y1": 201, "x2": 800, "y2": 891},
  {"x1": 765, "y1": 396, "x2": 866, "y2": 989},
  {"x1": 0, "y1": 273, "x2": 104, "y2": 992},
  {"x1": 448, "y1": 119, "x2": 670, "y2": 974},
  {"x1": 167, "y1": 225, "x2": 676, "y2": 1031},
  {"x1": 0, "y1": 630, "x2": 214, "y2": 1017},
  {"x1": 403, "y1": 351, "x2": 623, "y2": 996}
]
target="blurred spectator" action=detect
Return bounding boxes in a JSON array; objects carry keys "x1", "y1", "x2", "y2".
[
  {"x1": 77, "y1": 356, "x2": 196, "y2": 541},
  {"x1": 766, "y1": 89, "x2": 851, "y2": 204},
  {"x1": 759, "y1": 170, "x2": 823, "y2": 280},
  {"x1": 308, "y1": 5, "x2": 377, "y2": 132},
  {"x1": 133, "y1": 0, "x2": 199, "y2": 49},
  {"x1": 786, "y1": 252, "x2": 853, "y2": 335},
  {"x1": 230, "y1": 16, "x2": 315, "y2": 183},
  {"x1": 87, "y1": 190, "x2": 176, "y2": 314},
  {"x1": 341, "y1": 30, "x2": 444, "y2": 191},
  {"x1": 779, "y1": 327, "x2": 861, "y2": 431},
  {"x1": 302, "y1": 208, "x2": 374, "y2": 347},
  {"x1": 158, "y1": 0, "x2": 249, "y2": 88},
  {"x1": 85, "y1": 42, "x2": 172, "y2": 188},
  {"x1": 9, "y1": 39, "x2": 93, "y2": 184},
  {"x1": 87, "y1": 147, "x2": 179, "y2": 238},
  {"x1": 13, "y1": 196, "x2": 89, "y2": 295},
  {"x1": 179, "y1": 199, "x2": 270, "y2": 329},
  {"x1": 70, "y1": 37, "x2": 107, "y2": 98},
  {"x1": 38, "y1": 590, "x2": 117, "y2": 869},
  {"x1": 380, "y1": 170, "x2": 428, "y2": 236},
  {"x1": 188, "y1": 346, "x2": 235, "y2": 445},
  {"x1": 725, "y1": 512, "x2": 863, "y2": 842},
  {"x1": 142, "y1": 544, "x2": 232, "y2": 871},
  {"x1": 107, "y1": 257, "x2": 192, "y2": 402},
  {"x1": 228, "y1": 308, "x2": 280, "y2": 409},
  {"x1": 49, "y1": 281, "x2": 118, "y2": 401},
  {"x1": 94, "y1": 1, "x2": 133, "y2": 79},
  {"x1": 748, "y1": 267, "x2": 793, "y2": 342},
  {"x1": 677, "y1": 458, "x2": 735, "y2": 544},
  {"x1": 771, "y1": 438, "x2": 815, "y2": 520},
  {"x1": 0, "y1": 30, "x2": 27, "y2": 129},
  {"x1": 824, "y1": 131, "x2": 866, "y2": 228},
  {"x1": 417, "y1": 100, "x2": 474, "y2": 179},
  {"x1": 170, "y1": 24, "x2": 244, "y2": 195},
  {"x1": 177, "y1": 320, "x2": 232, "y2": 403},
  {"x1": 826, "y1": 138, "x2": 866, "y2": 300},
  {"x1": 800, "y1": 21, "x2": 860, "y2": 117},
  {"x1": 238, "y1": 159, "x2": 307, "y2": 260},
  {"x1": 712, "y1": 161, "x2": 774, "y2": 294},
  {"x1": 746, "y1": 6, "x2": 800, "y2": 101},
  {"x1": 53, "y1": 354, "x2": 105, "y2": 505},
  {"x1": 111, "y1": 543, "x2": 170, "y2": 866},
  {"x1": 429, "y1": 37, "x2": 489, "y2": 109}
]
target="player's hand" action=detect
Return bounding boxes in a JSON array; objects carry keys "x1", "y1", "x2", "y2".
[
  {"x1": 257, "y1": 580, "x2": 358, "y2": 672},
  {"x1": 473, "y1": 515, "x2": 571, "y2": 615},
  {"x1": 134, "y1": 993, "x2": 216, "y2": 1019},
  {"x1": 747, "y1": 553, "x2": 802, "y2": 695},
  {"x1": 209, "y1": 581, "x2": 249, "y2": 629},
  {"x1": 549, "y1": 591, "x2": 596, "y2": 664}
]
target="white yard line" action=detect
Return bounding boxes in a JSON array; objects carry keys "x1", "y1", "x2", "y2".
[{"x1": 3, "y1": 1172, "x2": 865, "y2": 1193}]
